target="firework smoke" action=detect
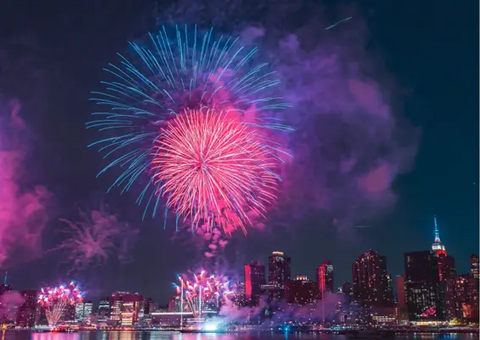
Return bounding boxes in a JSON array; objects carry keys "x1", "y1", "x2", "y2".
[
  {"x1": 0, "y1": 291, "x2": 25, "y2": 322},
  {"x1": 0, "y1": 98, "x2": 52, "y2": 267},
  {"x1": 53, "y1": 201, "x2": 137, "y2": 272},
  {"x1": 156, "y1": 1, "x2": 419, "y2": 232}
]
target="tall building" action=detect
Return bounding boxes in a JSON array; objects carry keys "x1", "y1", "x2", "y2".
[
  {"x1": 430, "y1": 216, "x2": 456, "y2": 281},
  {"x1": 144, "y1": 298, "x2": 155, "y2": 315},
  {"x1": 268, "y1": 251, "x2": 291, "y2": 300},
  {"x1": 396, "y1": 275, "x2": 406, "y2": 306},
  {"x1": 431, "y1": 215, "x2": 447, "y2": 257},
  {"x1": 316, "y1": 260, "x2": 334, "y2": 300},
  {"x1": 75, "y1": 302, "x2": 85, "y2": 321},
  {"x1": 404, "y1": 251, "x2": 444, "y2": 320},
  {"x1": 352, "y1": 250, "x2": 393, "y2": 307},
  {"x1": 471, "y1": 254, "x2": 479, "y2": 279},
  {"x1": 445, "y1": 274, "x2": 479, "y2": 320},
  {"x1": 109, "y1": 292, "x2": 144, "y2": 326},
  {"x1": 97, "y1": 299, "x2": 110, "y2": 323},
  {"x1": 287, "y1": 276, "x2": 317, "y2": 306},
  {"x1": 438, "y1": 254, "x2": 456, "y2": 281},
  {"x1": 244, "y1": 260, "x2": 266, "y2": 306}
]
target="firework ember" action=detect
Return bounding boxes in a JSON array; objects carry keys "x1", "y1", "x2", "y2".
[
  {"x1": 37, "y1": 281, "x2": 83, "y2": 328},
  {"x1": 152, "y1": 108, "x2": 280, "y2": 234},
  {"x1": 175, "y1": 270, "x2": 236, "y2": 318}
]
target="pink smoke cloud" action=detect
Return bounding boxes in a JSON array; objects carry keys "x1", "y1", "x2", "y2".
[{"x1": 0, "y1": 98, "x2": 52, "y2": 266}]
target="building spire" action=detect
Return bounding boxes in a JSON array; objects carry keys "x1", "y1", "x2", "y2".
[
  {"x1": 434, "y1": 215, "x2": 441, "y2": 243},
  {"x1": 431, "y1": 215, "x2": 446, "y2": 256}
]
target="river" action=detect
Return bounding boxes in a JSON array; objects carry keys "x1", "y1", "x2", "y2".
[{"x1": 0, "y1": 331, "x2": 475, "y2": 340}]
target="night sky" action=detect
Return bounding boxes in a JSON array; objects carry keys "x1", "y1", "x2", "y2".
[{"x1": 1, "y1": 0, "x2": 478, "y2": 303}]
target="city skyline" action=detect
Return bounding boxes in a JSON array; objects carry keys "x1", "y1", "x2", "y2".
[
  {"x1": 3, "y1": 216, "x2": 477, "y2": 305},
  {"x1": 0, "y1": 0, "x2": 477, "y2": 306}
]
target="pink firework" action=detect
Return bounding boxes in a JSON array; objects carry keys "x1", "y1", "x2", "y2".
[
  {"x1": 151, "y1": 108, "x2": 280, "y2": 234},
  {"x1": 175, "y1": 270, "x2": 236, "y2": 317},
  {"x1": 37, "y1": 281, "x2": 83, "y2": 328}
]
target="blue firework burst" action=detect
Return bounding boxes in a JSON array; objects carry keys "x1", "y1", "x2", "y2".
[{"x1": 87, "y1": 25, "x2": 292, "y2": 222}]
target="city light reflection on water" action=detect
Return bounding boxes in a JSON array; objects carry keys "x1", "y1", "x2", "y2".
[{"x1": 0, "y1": 331, "x2": 468, "y2": 340}]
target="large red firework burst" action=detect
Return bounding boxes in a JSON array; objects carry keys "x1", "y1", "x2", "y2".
[{"x1": 151, "y1": 108, "x2": 280, "y2": 234}]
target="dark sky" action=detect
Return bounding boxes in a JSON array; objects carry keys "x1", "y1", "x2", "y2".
[{"x1": 1, "y1": 0, "x2": 478, "y2": 303}]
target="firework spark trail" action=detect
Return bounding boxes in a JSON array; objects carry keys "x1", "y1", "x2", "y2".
[
  {"x1": 324, "y1": 17, "x2": 352, "y2": 30},
  {"x1": 87, "y1": 25, "x2": 291, "y2": 233},
  {"x1": 175, "y1": 270, "x2": 236, "y2": 317},
  {"x1": 152, "y1": 108, "x2": 280, "y2": 234},
  {"x1": 37, "y1": 281, "x2": 83, "y2": 328},
  {"x1": 53, "y1": 207, "x2": 136, "y2": 271}
]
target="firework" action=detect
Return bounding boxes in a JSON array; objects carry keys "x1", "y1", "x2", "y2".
[
  {"x1": 175, "y1": 270, "x2": 236, "y2": 318},
  {"x1": 87, "y1": 25, "x2": 291, "y2": 231},
  {"x1": 37, "y1": 281, "x2": 83, "y2": 328},
  {"x1": 55, "y1": 207, "x2": 136, "y2": 271},
  {"x1": 152, "y1": 108, "x2": 279, "y2": 234}
]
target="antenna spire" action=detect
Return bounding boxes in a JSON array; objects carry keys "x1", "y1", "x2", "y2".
[{"x1": 434, "y1": 215, "x2": 441, "y2": 243}]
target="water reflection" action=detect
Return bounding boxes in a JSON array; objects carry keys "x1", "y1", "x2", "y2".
[{"x1": 0, "y1": 331, "x2": 469, "y2": 340}]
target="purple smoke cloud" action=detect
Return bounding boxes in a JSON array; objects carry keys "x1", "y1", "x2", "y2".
[
  {"x1": 154, "y1": 1, "x2": 419, "y2": 232},
  {"x1": 0, "y1": 291, "x2": 25, "y2": 322},
  {"x1": 0, "y1": 98, "x2": 52, "y2": 266}
]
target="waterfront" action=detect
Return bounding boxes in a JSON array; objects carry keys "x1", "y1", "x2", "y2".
[{"x1": 0, "y1": 332, "x2": 475, "y2": 340}]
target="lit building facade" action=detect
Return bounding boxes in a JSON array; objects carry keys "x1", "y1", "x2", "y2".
[
  {"x1": 316, "y1": 260, "x2": 334, "y2": 300},
  {"x1": 471, "y1": 254, "x2": 479, "y2": 279},
  {"x1": 352, "y1": 250, "x2": 393, "y2": 307},
  {"x1": 286, "y1": 276, "x2": 317, "y2": 306},
  {"x1": 75, "y1": 300, "x2": 93, "y2": 322},
  {"x1": 437, "y1": 254, "x2": 456, "y2": 282},
  {"x1": 404, "y1": 251, "x2": 444, "y2": 320},
  {"x1": 431, "y1": 215, "x2": 446, "y2": 257},
  {"x1": 445, "y1": 274, "x2": 479, "y2": 320},
  {"x1": 109, "y1": 292, "x2": 144, "y2": 326},
  {"x1": 244, "y1": 260, "x2": 266, "y2": 306},
  {"x1": 268, "y1": 251, "x2": 291, "y2": 300},
  {"x1": 97, "y1": 299, "x2": 110, "y2": 323}
]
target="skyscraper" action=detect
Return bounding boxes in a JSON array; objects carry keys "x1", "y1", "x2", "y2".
[
  {"x1": 352, "y1": 250, "x2": 393, "y2": 307},
  {"x1": 316, "y1": 260, "x2": 334, "y2": 300},
  {"x1": 404, "y1": 251, "x2": 444, "y2": 320},
  {"x1": 97, "y1": 299, "x2": 110, "y2": 323},
  {"x1": 471, "y1": 254, "x2": 479, "y2": 279},
  {"x1": 287, "y1": 276, "x2": 317, "y2": 306},
  {"x1": 268, "y1": 251, "x2": 291, "y2": 300},
  {"x1": 437, "y1": 254, "x2": 456, "y2": 281},
  {"x1": 445, "y1": 274, "x2": 479, "y2": 320},
  {"x1": 109, "y1": 292, "x2": 144, "y2": 326},
  {"x1": 244, "y1": 260, "x2": 266, "y2": 306},
  {"x1": 396, "y1": 275, "x2": 406, "y2": 306},
  {"x1": 430, "y1": 216, "x2": 456, "y2": 281}
]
